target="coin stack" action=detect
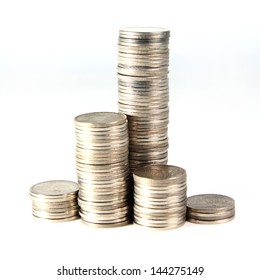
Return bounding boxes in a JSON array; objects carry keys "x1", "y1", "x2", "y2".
[
  {"x1": 74, "y1": 112, "x2": 132, "y2": 227},
  {"x1": 118, "y1": 27, "x2": 170, "y2": 172},
  {"x1": 30, "y1": 180, "x2": 79, "y2": 222},
  {"x1": 187, "y1": 194, "x2": 235, "y2": 224},
  {"x1": 133, "y1": 165, "x2": 187, "y2": 230}
]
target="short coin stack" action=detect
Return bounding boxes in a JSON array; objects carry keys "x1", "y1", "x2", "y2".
[
  {"x1": 30, "y1": 180, "x2": 79, "y2": 222},
  {"x1": 118, "y1": 27, "x2": 170, "y2": 172},
  {"x1": 74, "y1": 112, "x2": 132, "y2": 227},
  {"x1": 187, "y1": 194, "x2": 235, "y2": 224},
  {"x1": 133, "y1": 165, "x2": 187, "y2": 230}
]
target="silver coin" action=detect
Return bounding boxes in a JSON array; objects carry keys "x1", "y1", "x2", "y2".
[
  {"x1": 134, "y1": 216, "x2": 185, "y2": 230},
  {"x1": 119, "y1": 27, "x2": 170, "y2": 33},
  {"x1": 187, "y1": 216, "x2": 235, "y2": 225},
  {"x1": 32, "y1": 204, "x2": 79, "y2": 213},
  {"x1": 32, "y1": 209, "x2": 79, "y2": 219},
  {"x1": 134, "y1": 165, "x2": 186, "y2": 182},
  {"x1": 32, "y1": 215, "x2": 80, "y2": 222},
  {"x1": 75, "y1": 112, "x2": 127, "y2": 127},
  {"x1": 187, "y1": 209, "x2": 235, "y2": 221},
  {"x1": 118, "y1": 46, "x2": 169, "y2": 54},
  {"x1": 80, "y1": 211, "x2": 130, "y2": 223},
  {"x1": 81, "y1": 219, "x2": 131, "y2": 228},
  {"x1": 187, "y1": 194, "x2": 235, "y2": 213},
  {"x1": 80, "y1": 203, "x2": 130, "y2": 214},
  {"x1": 118, "y1": 73, "x2": 168, "y2": 82},
  {"x1": 78, "y1": 197, "x2": 129, "y2": 209},
  {"x1": 79, "y1": 209, "x2": 130, "y2": 222},
  {"x1": 130, "y1": 158, "x2": 168, "y2": 171},
  {"x1": 31, "y1": 200, "x2": 78, "y2": 209},
  {"x1": 78, "y1": 191, "x2": 130, "y2": 203},
  {"x1": 134, "y1": 209, "x2": 186, "y2": 221},
  {"x1": 30, "y1": 180, "x2": 79, "y2": 198},
  {"x1": 134, "y1": 204, "x2": 186, "y2": 215}
]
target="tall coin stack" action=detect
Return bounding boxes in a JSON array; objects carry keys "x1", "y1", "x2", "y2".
[
  {"x1": 118, "y1": 27, "x2": 170, "y2": 172},
  {"x1": 133, "y1": 165, "x2": 187, "y2": 230},
  {"x1": 74, "y1": 112, "x2": 132, "y2": 227}
]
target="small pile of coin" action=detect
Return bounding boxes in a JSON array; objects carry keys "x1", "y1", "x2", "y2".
[
  {"x1": 74, "y1": 112, "x2": 132, "y2": 227},
  {"x1": 133, "y1": 165, "x2": 187, "y2": 230},
  {"x1": 118, "y1": 27, "x2": 170, "y2": 172},
  {"x1": 187, "y1": 194, "x2": 235, "y2": 224},
  {"x1": 29, "y1": 180, "x2": 79, "y2": 222}
]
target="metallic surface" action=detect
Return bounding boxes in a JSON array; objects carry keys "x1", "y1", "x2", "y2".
[
  {"x1": 29, "y1": 180, "x2": 79, "y2": 222},
  {"x1": 133, "y1": 165, "x2": 187, "y2": 230},
  {"x1": 74, "y1": 111, "x2": 132, "y2": 227},
  {"x1": 117, "y1": 27, "x2": 170, "y2": 172},
  {"x1": 186, "y1": 194, "x2": 235, "y2": 224}
]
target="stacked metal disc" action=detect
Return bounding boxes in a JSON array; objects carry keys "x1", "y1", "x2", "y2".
[
  {"x1": 118, "y1": 27, "x2": 170, "y2": 172},
  {"x1": 74, "y1": 112, "x2": 132, "y2": 227},
  {"x1": 133, "y1": 165, "x2": 187, "y2": 230},
  {"x1": 29, "y1": 180, "x2": 79, "y2": 222},
  {"x1": 187, "y1": 194, "x2": 235, "y2": 224}
]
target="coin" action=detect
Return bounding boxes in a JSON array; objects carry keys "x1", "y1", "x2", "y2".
[
  {"x1": 81, "y1": 219, "x2": 131, "y2": 228},
  {"x1": 75, "y1": 112, "x2": 127, "y2": 127},
  {"x1": 30, "y1": 180, "x2": 78, "y2": 198},
  {"x1": 29, "y1": 180, "x2": 80, "y2": 222},
  {"x1": 186, "y1": 194, "x2": 235, "y2": 224},
  {"x1": 187, "y1": 216, "x2": 235, "y2": 225},
  {"x1": 187, "y1": 194, "x2": 235, "y2": 212}
]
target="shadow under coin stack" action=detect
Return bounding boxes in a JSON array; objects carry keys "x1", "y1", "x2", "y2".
[
  {"x1": 118, "y1": 27, "x2": 170, "y2": 172},
  {"x1": 29, "y1": 180, "x2": 79, "y2": 222},
  {"x1": 74, "y1": 112, "x2": 132, "y2": 227},
  {"x1": 133, "y1": 165, "x2": 187, "y2": 230}
]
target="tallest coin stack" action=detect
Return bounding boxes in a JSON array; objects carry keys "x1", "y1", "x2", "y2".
[{"x1": 117, "y1": 27, "x2": 170, "y2": 172}]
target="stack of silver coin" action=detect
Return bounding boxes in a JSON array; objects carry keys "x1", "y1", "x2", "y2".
[
  {"x1": 30, "y1": 180, "x2": 79, "y2": 222},
  {"x1": 187, "y1": 194, "x2": 235, "y2": 224},
  {"x1": 74, "y1": 112, "x2": 132, "y2": 227},
  {"x1": 133, "y1": 165, "x2": 187, "y2": 230},
  {"x1": 118, "y1": 27, "x2": 170, "y2": 172}
]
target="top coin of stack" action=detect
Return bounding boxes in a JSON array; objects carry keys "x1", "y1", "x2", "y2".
[
  {"x1": 118, "y1": 27, "x2": 170, "y2": 172},
  {"x1": 186, "y1": 194, "x2": 235, "y2": 224},
  {"x1": 29, "y1": 180, "x2": 79, "y2": 222},
  {"x1": 74, "y1": 112, "x2": 132, "y2": 227}
]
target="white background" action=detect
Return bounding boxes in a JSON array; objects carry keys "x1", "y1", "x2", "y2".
[{"x1": 1, "y1": 0, "x2": 259, "y2": 279}]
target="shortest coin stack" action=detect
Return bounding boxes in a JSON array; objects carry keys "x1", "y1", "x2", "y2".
[
  {"x1": 30, "y1": 180, "x2": 79, "y2": 222},
  {"x1": 187, "y1": 194, "x2": 235, "y2": 224},
  {"x1": 133, "y1": 165, "x2": 187, "y2": 230}
]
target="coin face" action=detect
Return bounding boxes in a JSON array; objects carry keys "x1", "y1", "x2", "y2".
[
  {"x1": 120, "y1": 27, "x2": 170, "y2": 33},
  {"x1": 187, "y1": 194, "x2": 235, "y2": 212},
  {"x1": 75, "y1": 112, "x2": 126, "y2": 127},
  {"x1": 134, "y1": 165, "x2": 186, "y2": 180},
  {"x1": 30, "y1": 180, "x2": 79, "y2": 197}
]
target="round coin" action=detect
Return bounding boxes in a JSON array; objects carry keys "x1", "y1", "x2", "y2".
[
  {"x1": 30, "y1": 180, "x2": 79, "y2": 198},
  {"x1": 187, "y1": 194, "x2": 235, "y2": 213}
]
